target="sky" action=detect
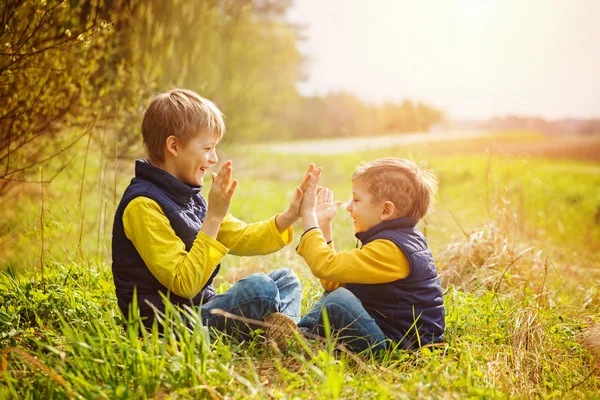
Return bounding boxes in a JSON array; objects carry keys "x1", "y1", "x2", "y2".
[{"x1": 286, "y1": 0, "x2": 600, "y2": 120}]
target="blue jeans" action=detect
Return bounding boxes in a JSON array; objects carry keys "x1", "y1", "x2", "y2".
[
  {"x1": 201, "y1": 268, "x2": 302, "y2": 338},
  {"x1": 298, "y1": 287, "x2": 389, "y2": 353}
]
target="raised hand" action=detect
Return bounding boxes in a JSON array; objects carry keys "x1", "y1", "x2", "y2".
[
  {"x1": 208, "y1": 160, "x2": 237, "y2": 220},
  {"x1": 287, "y1": 163, "x2": 316, "y2": 218},
  {"x1": 315, "y1": 187, "x2": 342, "y2": 224},
  {"x1": 300, "y1": 168, "x2": 321, "y2": 217},
  {"x1": 298, "y1": 168, "x2": 322, "y2": 233},
  {"x1": 202, "y1": 161, "x2": 238, "y2": 238},
  {"x1": 275, "y1": 163, "x2": 322, "y2": 233}
]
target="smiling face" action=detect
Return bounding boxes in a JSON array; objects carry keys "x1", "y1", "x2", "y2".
[
  {"x1": 346, "y1": 178, "x2": 386, "y2": 233},
  {"x1": 169, "y1": 130, "x2": 219, "y2": 186},
  {"x1": 142, "y1": 89, "x2": 226, "y2": 184}
]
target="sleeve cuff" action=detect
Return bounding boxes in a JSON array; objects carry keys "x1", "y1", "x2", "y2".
[
  {"x1": 301, "y1": 226, "x2": 320, "y2": 238},
  {"x1": 271, "y1": 214, "x2": 294, "y2": 246},
  {"x1": 296, "y1": 227, "x2": 321, "y2": 254}
]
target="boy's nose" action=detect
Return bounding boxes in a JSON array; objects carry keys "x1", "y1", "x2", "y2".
[
  {"x1": 209, "y1": 150, "x2": 218, "y2": 164},
  {"x1": 346, "y1": 203, "x2": 352, "y2": 212}
]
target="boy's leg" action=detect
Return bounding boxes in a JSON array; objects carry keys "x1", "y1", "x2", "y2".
[
  {"x1": 201, "y1": 272, "x2": 279, "y2": 337},
  {"x1": 267, "y1": 268, "x2": 302, "y2": 323},
  {"x1": 298, "y1": 291, "x2": 330, "y2": 332},
  {"x1": 298, "y1": 287, "x2": 389, "y2": 353}
]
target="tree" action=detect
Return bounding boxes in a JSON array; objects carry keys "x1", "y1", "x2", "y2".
[
  {"x1": 111, "y1": 0, "x2": 303, "y2": 145},
  {"x1": 377, "y1": 99, "x2": 445, "y2": 134},
  {"x1": 0, "y1": 0, "x2": 113, "y2": 193}
]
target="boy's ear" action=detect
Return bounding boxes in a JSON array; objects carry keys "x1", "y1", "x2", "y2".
[
  {"x1": 380, "y1": 201, "x2": 396, "y2": 221},
  {"x1": 165, "y1": 135, "x2": 179, "y2": 158}
]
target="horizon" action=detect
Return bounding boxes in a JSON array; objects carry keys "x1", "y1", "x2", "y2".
[{"x1": 286, "y1": 0, "x2": 600, "y2": 120}]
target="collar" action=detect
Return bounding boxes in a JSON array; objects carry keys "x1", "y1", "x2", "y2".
[
  {"x1": 135, "y1": 159, "x2": 202, "y2": 202},
  {"x1": 355, "y1": 217, "x2": 416, "y2": 243}
]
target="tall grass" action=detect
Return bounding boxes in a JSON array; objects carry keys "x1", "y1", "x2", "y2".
[{"x1": 2, "y1": 263, "x2": 597, "y2": 398}]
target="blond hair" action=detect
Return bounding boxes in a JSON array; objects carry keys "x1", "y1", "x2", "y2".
[
  {"x1": 142, "y1": 89, "x2": 225, "y2": 164},
  {"x1": 352, "y1": 158, "x2": 438, "y2": 221}
]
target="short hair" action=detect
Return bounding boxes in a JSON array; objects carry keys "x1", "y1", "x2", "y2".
[
  {"x1": 142, "y1": 89, "x2": 225, "y2": 164},
  {"x1": 352, "y1": 158, "x2": 438, "y2": 221}
]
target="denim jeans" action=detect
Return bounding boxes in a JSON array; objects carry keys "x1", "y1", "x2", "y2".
[
  {"x1": 201, "y1": 268, "x2": 302, "y2": 338},
  {"x1": 298, "y1": 287, "x2": 389, "y2": 353}
]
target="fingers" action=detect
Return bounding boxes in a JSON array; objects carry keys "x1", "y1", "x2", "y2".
[
  {"x1": 222, "y1": 160, "x2": 233, "y2": 168},
  {"x1": 212, "y1": 161, "x2": 233, "y2": 190},
  {"x1": 218, "y1": 160, "x2": 232, "y2": 176},
  {"x1": 227, "y1": 179, "x2": 238, "y2": 197},
  {"x1": 316, "y1": 187, "x2": 336, "y2": 205},
  {"x1": 304, "y1": 173, "x2": 318, "y2": 196},
  {"x1": 299, "y1": 163, "x2": 316, "y2": 190},
  {"x1": 207, "y1": 162, "x2": 236, "y2": 220},
  {"x1": 291, "y1": 185, "x2": 303, "y2": 202},
  {"x1": 304, "y1": 173, "x2": 314, "y2": 188},
  {"x1": 314, "y1": 167, "x2": 322, "y2": 183},
  {"x1": 289, "y1": 186, "x2": 303, "y2": 210},
  {"x1": 221, "y1": 162, "x2": 232, "y2": 189},
  {"x1": 317, "y1": 186, "x2": 325, "y2": 204}
]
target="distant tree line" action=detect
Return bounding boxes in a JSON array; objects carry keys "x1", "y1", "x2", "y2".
[
  {"x1": 0, "y1": 0, "x2": 444, "y2": 193},
  {"x1": 291, "y1": 93, "x2": 445, "y2": 139}
]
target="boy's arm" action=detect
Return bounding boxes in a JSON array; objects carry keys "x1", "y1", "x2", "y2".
[
  {"x1": 216, "y1": 213, "x2": 293, "y2": 256},
  {"x1": 319, "y1": 241, "x2": 343, "y2": 291},
  {"x1": 319, "y1": 221, "x2": 334, "y2": 243},
  {"x1": 215, "y1": 163, "x2": 318, "y2": 255},
  {"x1": 123, "y1": 197, "x2": 229, "y2": 299},
  {"x1": 297, "y1": 228, "x2": 410, "y2": 284}
]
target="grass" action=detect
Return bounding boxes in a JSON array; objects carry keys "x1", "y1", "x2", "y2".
[{"x1": 1, "y1": 130, "x2": 600, "y2": 398}]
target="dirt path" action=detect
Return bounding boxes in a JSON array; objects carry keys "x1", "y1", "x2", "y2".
[
  {"x1": 256, "y1": 130, "x2": 600, "y2": 165},
  {"x1": 257, "y1": 130, "x2": 488, "y2": 154}
]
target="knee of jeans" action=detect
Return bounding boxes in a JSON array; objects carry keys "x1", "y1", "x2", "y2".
[
  {"x1": 238, "y1": 273, "x2": 278, "y2": 300},
  {"x1": 272, "y1": 268, "x2": 299, "y2": 281},
  {"x1": 280, "y1": 268, "x2": 302, "y2": 288},
  {"x1": 323, "y1": 287, "x2": 357, "y2": 306},
  {"x1": 280, "y1": 267, "x2": 298, "y2": 279}
]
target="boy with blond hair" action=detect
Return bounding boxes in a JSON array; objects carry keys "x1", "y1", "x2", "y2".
[
  {"x1": 112, "y1": 89, "x2": 309, "y2": 344},
  {"x1": 297, "y1": 158, "x2": 445, "y2": 352}
]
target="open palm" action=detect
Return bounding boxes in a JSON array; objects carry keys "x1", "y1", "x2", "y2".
[{"x1": 316, "y1": 187, "x2": 342, "y2": 223}]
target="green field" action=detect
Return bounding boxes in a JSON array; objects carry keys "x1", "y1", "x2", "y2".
[{"x1": 1, "y1": 131, "x2": 599, "y2": 398}]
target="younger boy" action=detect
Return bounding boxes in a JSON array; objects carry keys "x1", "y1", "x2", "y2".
[
  {"x1": 297, "y1": 158, "x2": 445, "y2": 352},
  {"x1": 112, "y1": 89, "x2": 308, "y2": 344}
]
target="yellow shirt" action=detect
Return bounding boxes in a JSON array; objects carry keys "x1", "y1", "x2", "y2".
[
  {"x1": 122, "y1": 196, "x2": 293, "y2": 299},
  {"x1": 296, "y1": 228, "x2": 410, "y2": 291}
]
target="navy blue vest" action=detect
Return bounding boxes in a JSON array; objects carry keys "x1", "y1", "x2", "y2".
[
  {"x1": 112, "y1": 160, "x2": 220, "y2": 328},
  {"x1": 345, "y1": 218, "x2": 445, "y2": 349}
]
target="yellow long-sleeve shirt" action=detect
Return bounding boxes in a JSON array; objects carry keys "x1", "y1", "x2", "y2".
[
  {"x1": 122, "y1": 196, "x2": 293, "y2": 299},
  {"x1": 296, "y1": 228, "x2": 410, "y2": 291}
]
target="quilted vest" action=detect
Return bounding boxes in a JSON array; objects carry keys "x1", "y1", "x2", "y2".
[
  {"x1": 112, "y1": 160, "x2": 220, "y2": 329},
  {"x1": 345, "y1": 218, "x2": 445, "y2": 349}
]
